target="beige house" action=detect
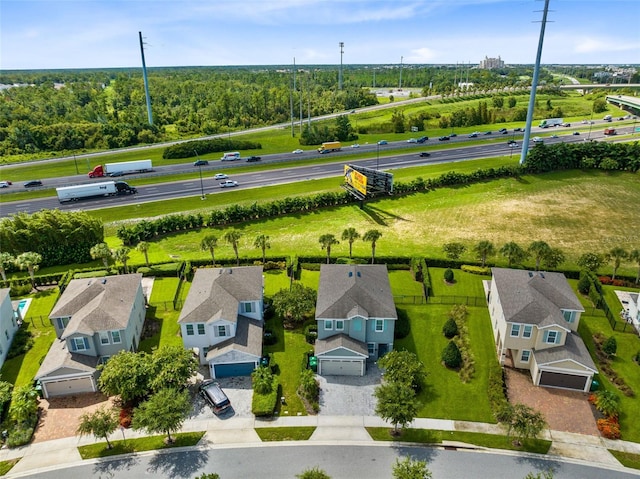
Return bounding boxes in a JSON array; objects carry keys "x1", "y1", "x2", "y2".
[
  {"x1": 487, "y1": 268, "x2": 597, "y2": 392},
  {"x1": 36, "y1": 274, "x2": 146, "y2": 398}
]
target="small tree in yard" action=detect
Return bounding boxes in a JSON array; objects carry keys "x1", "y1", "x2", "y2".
[
  {"x1": 363, "y1": 229, "x2": 382, "y2": 264},
  {"x1": 15, "y1": 252, "x2": 42, "y2": 290},
  {"x1": 577, "y1": 252, "x2": 604, "y2": 273},
  {"x1": 77, "y1": 406, "x2": 120, "y2": 449},
  {"x1": 441, "y1": 341, "x2": 462, "y2": 369},
  {"x1": 377, "y1": 350, "x2": 427, "y2": 392},
  {"x1": 90, "y1": 242, "x2": 112, "y2": 269},
  {"x1": 98, "y1": 350, "x2": 152, "y2": 404},
  {"x1": 392, "y1": 456, "x2": 432, "y2": 479},
  {"x1": 442, "y1": 242, "x2": 466, "y2": 262},
  {"x1": 254, "y1": 234, "x2": 271, "y2": 264},
  {"x1": 607, "y1": 247, "x2": 628, "y2": 280},
  {"x1": 504, "y1": 403, "x2": 547, "y2": 446},
  {"x1": 148, "y1": 345, "x2": 199, "y2": 393},
  {"x1": 374, "y1": 381, "x2": 420, "y2": 435},
  {"x1": 132, "y1": 388, "x2": 191, "y2": 444},
  {"x1": 224, "y1": 230, "x2": 242, "y2": 266},
  {"x1": 499, "y1": 242, "x2": 527, "y2": 267},
  {"x1": 0, "y1": 252, "x2": 15, "y2": 281},
  {"x1": 577, "y1": 273, "x2": 591, "y2": 295},
  {"x1": 602, "y1": 336, "x2": 617, "y2": 357},
  {"x1": 341, "y1": 227, "x2": 360, "y2": 258},
  {"x1": 444, "y1": 268, "x2": 454, "y2": 283},
  {"x1": 296, "y1": 466, "x2": 331, "y2": 479},
  {"x1": 271, "y1": 283, "x2": 317, "y2": 325},
  {"x1": 200, "y1": 234, "x2": 219, "y2": 267},
  {"x1": 251, "y1": 366, "x2": 274, "y2": 394},
  {"x1": 137, "y1": 241, "x2": 151, "y2": 267},
  {"x1": 319, "y1": 234, "x2": 339, "y2": 264},
  {"x1": 442, "y1": 318, "x2": 458, "y2": 338}
]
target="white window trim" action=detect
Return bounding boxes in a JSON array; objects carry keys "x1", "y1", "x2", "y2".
[
  {"x1": 335, "y1": 320, "x2": 344, "y2": 331},
  {"x1": 375, "y1": 320, "x2": 384, "y2": 332},
  {"x1": 545, "y1": 330, "x2": 559, "y2": 344},
  {"x1": 510, "y1": 323, "x2": 520, "y2": 337},
  {"x1": 197, "y1": 323, "x2": 206, "y2": 335},
  {"x1": 522, "y1": 325, "x2": 533, "y2": 339},
  {"x1": 110, "y1": 330, "x2": 122, "y2": 344},
  {"x1": 521, "y1": 350, "x2": 531, "y2": 362},
  {"x1": 324, "y1": 320, "x2": 333, "y2": 331},
  {"x1": 186, "y1": 324, "x2": 194, "y2": 336},
  {"x1": 72, "y1": 337, "x2": 89, "y2": 351},
  {"x1": 217, "y1": 325, "x2": 227, "y2": 337},
  {"x1": 99, "y1": 331, "x2": 110, "y2": 345}
]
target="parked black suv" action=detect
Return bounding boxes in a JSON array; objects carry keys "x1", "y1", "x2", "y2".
[{"x1": 199, "y1": 381, "x2": 231, "y2": 415}]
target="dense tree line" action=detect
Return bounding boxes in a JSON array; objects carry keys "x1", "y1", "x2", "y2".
[{"x1": 0, "y1": 65, "x2": 556, "y2": 158}]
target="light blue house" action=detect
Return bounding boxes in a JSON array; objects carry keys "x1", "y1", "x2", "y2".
[
  {"x1": 0, "y1": 288, "x2": 21, "y2": 369},
  {"x1": 36, "y1": 274, "x2": 146, "y2": 398},
  {"x1": 314, "y1": 264, "x2": 397, "y2": 376}
]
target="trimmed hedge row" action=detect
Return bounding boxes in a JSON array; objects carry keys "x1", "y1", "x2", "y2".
[{"x1": 162, "y1": 138, "x2": 262, "y2": 159}]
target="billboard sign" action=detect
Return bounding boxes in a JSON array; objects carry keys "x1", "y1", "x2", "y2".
[{"x1": 344, "y1": 165, "x2": 367, "y2": 196}]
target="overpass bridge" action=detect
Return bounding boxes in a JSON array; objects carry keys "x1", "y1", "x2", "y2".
[{"x1": 606, "y1": 95, "x2": 640, "y2": 116}]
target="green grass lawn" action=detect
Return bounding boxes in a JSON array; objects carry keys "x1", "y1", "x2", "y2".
[
  {"x1": 139, "y1": 277, "x2": 184, "y2": 352},
  {"x1": 255, "y1": 426, "x2": 316, "y2": 441},
  {"x1": 0, "y1": 459, "x2": 19, "y2": 476},
  {"x1": 428, "y1": 267, "x2": 490, "y2": 298},
  {"x1": 77, "y1": 431, "x2": 204, "y2": 459},
  {"x1": 388, "y1": 270, "x2": 424, "y2": 297}
]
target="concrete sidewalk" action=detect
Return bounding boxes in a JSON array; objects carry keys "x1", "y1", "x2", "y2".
[{"x1": 2, "y1": 415, "x2": 640, "y2": 477}]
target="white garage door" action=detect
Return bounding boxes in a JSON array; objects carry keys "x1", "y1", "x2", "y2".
[
  {"x1": 43, "y1": 377, "x2": 95, "y2": 398},
  {"x1": 319, "y1": 359, "x2": 364, "y2": 376}
]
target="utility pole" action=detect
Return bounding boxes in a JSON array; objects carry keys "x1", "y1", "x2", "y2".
[
  {"x1": 520, "y1": 0, "x2": 551, "y2": 165},
  {"x1": 339, "y1": 42, "x2": 344, "y2": 90},
  {"x1": 290, "y1": 59, "x2": 295, "y2": 137},
  {"x1": 139, "y1": 31, "x2": 153, "y2": 126},
  {"x1": 399, "y1": 56, "x2": 403, "y2": 89}
]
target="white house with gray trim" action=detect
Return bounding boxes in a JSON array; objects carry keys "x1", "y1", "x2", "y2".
[
  {"x1": 178, "y1": 266, "x2": 264, "y2": 379},
  {"x1": 627, "y1": 291, "x2": 640, "y2": 334},
  {"x1": 487, "y1": 267, "x2": 597, "y2": 392},
  {"x1": 35, "y1": 274, "x2": 146, "y2": 399},
  {"x1": 0, "y1": 288, "x2": 21, "y2": 369},
  {"x1": 314, "y1": 264, "x2": 397, "y2": 376}
]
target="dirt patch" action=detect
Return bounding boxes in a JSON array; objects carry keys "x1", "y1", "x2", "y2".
[
  {"x1": 33, "y1": 392, "x2": 115, "y2": 443},
  {"x1": 505, "y1": 367, "x2": 599, "y2": 436}
]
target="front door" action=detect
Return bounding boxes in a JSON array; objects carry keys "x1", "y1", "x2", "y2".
[{"x1": 377, "y1": 343, "x2": 388, "y2": 358}]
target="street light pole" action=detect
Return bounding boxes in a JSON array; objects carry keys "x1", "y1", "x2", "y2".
[
  {"x1": 376, "y1": 143, "x2": 380, "y2": 170},
  {"x1": 194, "y1": 150, "x2": 205, "y2": 200}
]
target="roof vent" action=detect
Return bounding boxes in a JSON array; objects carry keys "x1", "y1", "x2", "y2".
[
  {"x1": 528, "y1": 272, "x2": 533, "y2": 278},
  {"x1": 348, "y1": 272, "x2": 353, "y2": 277},
  {"x1": 357, "y1": 271, "x2": 361, "y2": 277}
]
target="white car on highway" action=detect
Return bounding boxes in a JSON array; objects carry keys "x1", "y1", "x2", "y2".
[
  {"x1": 293, "y1": 149, "x2": 304, "y2": 154},
  {"x1": 214, "y1": 173, "x2": 228, "y2": 180},
  {"x1": 219, "y1": 180, "x2": 238, "y2": 188}
]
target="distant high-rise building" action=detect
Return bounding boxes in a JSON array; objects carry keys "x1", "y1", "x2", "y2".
[{"x1": 479, "y1": 56, "x2": 504, "y2": 70}]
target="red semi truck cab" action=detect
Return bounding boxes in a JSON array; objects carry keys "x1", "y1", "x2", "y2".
[
  {"x1": 88, "y1": 165, "x2": 105, "y2": 178},
  {"x1": 603, "y1": 128, "x2": 616, "y2": 136}
]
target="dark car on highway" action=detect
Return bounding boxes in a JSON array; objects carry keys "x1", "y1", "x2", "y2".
[
  {"x1": 24, "y1": 180, "x2": 43, "y2": 188},
  {"x1": 416, "y1": 136, "x2": 428, "y2": 143},
  {"x1": 194, "y1": 159, "x2": 209, "y2": 166},
  {"x1": 246, "y1": 156, "x2": 261, "y2": 162},
  {"x1": 438, "y1": 136, "x2": 450, "y2": 141},
  {"x1": 419, "y1": 152, "x2": 431, "y2": 157}
]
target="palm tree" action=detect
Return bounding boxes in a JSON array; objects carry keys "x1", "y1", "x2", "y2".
[
  {"x1": 499, "y1": 242, "x2": 527, "y2": 268},
  {"x1": 341, "y1": 228, "x2": 360, "y2": 259},
  {"x1": 200, "y1": 234, "x2": 218, "y2": 267},
  {"x1": 253, "y1": 234, "x2": 271, "y2": 264},
  {"x1": 112, "y1": 246, "x2": 131, "y2": 274},
  {"x1": 0, "y1": 252, "x2": 15, "y2": 281},
  {"x1": 473, "y1": 240, "x2": 495, "y2": 268},
  {"x1": 224, "y1": 230, "x2": 242, "y2": 266},
  {"x1": 363, "y1": 229, "x2": 382, "y2": 264},
  {"x1": 629, "y1": 249, "x2": 640, "y2": 284},
  {"x1": 137, "y1": 241, "x2": 151, "y2": 267},
  {"x1": 319, "y1": 234, "x2": 339, "y2": 264},
  {"x1": 527, "y1": 241, "x2": 551, "y2": 271},
  {"x1": 608, "y1": 247, "x2": 628, "y2": 280},
  {"x1": 15, "y1": 252, "x2": 42, "y2": 290},
  {"x1": 90, "y1": 243, "x2": 112, "y2": 269}
]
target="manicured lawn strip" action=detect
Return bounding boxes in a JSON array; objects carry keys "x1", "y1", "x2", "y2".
[
  {"x1": 395, "y1": 304, "x2": 495, "y2": 423},
  {"x1": 263, "y1": 269, "x2": 293, "y2": 297},
  {"x1": 255, "y1": 426, "x2": 316, "y2": 441},
  {"x1": 609, "y1": 450, "x2": 640, "y2": 470},
  {"x1": 388, "y1": 270, "x2": 424, "y2": 297},
  {"x1": 148, "y1": 277, "x2": 181, "y2": 302},
  {"x1": 365, "y1": 427, "x2": 551, "y2": 454},
  {"x1": 578, "y1": 314, "x2": 640, "y2": 443},
  {"x1": 139, "y1": 277, "x2": 184, "y2": 352},
  {"x1": 77, "y1": 431, "x2": 204, "y2": 459},
  {"x1": 96, "y1": 170, "x2": 640, "y2": 279},
  {"x1": 0, "y1": 458, "x2": 19, "y2": 476},
  {"x1": 1, "y1": 289, "x2": 60, "y2": 387},
  {"x1": 428, "y1": 267, "x2": 490, "y2": 298}
]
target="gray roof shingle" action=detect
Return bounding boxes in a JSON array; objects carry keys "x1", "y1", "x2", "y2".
[
  {"x1": 35, "y1": 338, "x2": 99, "y2": 379},
  {"x1": 534, "y1": 332, "x2": 598, "y2": 372},
  {"x1": 315, "y1": 264, "x2": 396, "y2": 320},
  {"x1": 205, "y1": 315, "x2": 263, "y2": 361},
  {"x1": 315, "y1": 333, "x2": 368, "y2": 357}
]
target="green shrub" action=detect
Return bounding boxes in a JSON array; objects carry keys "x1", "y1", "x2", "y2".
[
  {"x1": 602, "y1": 337, "x2": 617, "y2": 357},
  {"x1": 73, "y1": 270, "x2": 110, "y2": 279},
  {"x1": 0, "y1": 381, "x2": 12, "y2": 422},
  {"x1": 442, "y1": 317, "x2": 459, "y2": 339},
  {"x1": 6, "y1": 326, "x2": 34, "y2": 359},
  {"x1": 252, "y1": 379, "x2": 279, "y2": 417},
  {"x1": 251, "y1": 366, "x2": 274, "y2": 394},
  {"x1": 304, "y1": 324, "x2": 318, "y2": 344},
  {"x1": 441, "y1": 341, "x2": 462, "y2": 369},
  {"x1": 461, "y1": 264, "x2": 491, "y2": 275},
  {"x1": 577, "y1": 273, "x2": 591, "y2": 295},
  {"x1": 10, "y1": 283, "x2": 32, "y2": 297},
  {"x1": 444, "y1": 268, "x2": 454, "y2": 283},
  {"x1": 263, "y1": 328, "x2": 277, "y2": 346},
  {"x1": 299, "y1": 368, "x2": 319, "y2": 403},
  {"x1": 394, "y1": 308, "x2": 410, "y2": 339}
]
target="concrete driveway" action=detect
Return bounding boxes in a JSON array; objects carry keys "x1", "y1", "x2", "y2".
[
  {"x1": 189, "y1": 376, "x2": 254, "y2": 420},
  {"x1": 317, "y1": 363, "x2": 382, "y2": 416}
]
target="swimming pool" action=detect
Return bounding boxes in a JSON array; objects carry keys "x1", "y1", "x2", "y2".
[{"x1": 17, "y1": 298, "x2": 31, "y2": 318}]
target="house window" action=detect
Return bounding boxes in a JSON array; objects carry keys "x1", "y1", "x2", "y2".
[
  {"x1": 186, "y1": 324, "x2": 194, "y2": 336},
  {"x1": 375, "y1": 320, "x2": 384, "y2": 332},
  {"x1": 197, "y1": 324, "x2": 206, "y2": 335},
  {"x1": 367, "y1": 343, "x2": 376, "y2": 355},
  {"x1": 243, "y1": 302, "x2": 254, "y2": 313},
  {"x1": 99, "y1": 331, "x2": 110, "y2": 345},
  {"x1": 57, "y1": 317, "x2": 70, "y2": 330},
  {"x1": 335, "y1": 320, "x2": 344, "y2": 331},
  {"x1": 521, "y1": 350, "x2": 531, "y2": 363},
  {"x1": 562, "y1": 310, "x2": 576, "y2": 323},
  {"x1": 510, "y1": 324, "x2": 520, "y2": 337},
  {"x1": 544, "y1": 330, "x2": 560, "y2": 344},
  {"x1": 324, "y1": 320, "x2": 333, "y2": 330},
  {"x1": 110, "y1": 330, "x2": 122, "y2": 344},
  {"x1": 71, "y1": 337, "x2": 90, "y2": 351},
  {"x1": 522, "y1": 325, "x2": 533, "y2": 339},
  {"x1": 217, "y1": 325, "x2": 227, "y2": 337}
]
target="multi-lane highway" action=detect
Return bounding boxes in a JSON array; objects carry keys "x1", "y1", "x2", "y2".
[{"x1": 0, "y1": 124, "x2": 634, "y2": 217}]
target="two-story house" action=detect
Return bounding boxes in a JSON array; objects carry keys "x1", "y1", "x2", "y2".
[
  {"x1": 487, "y1": 267, "x2": 597, "y2": 392},
  {"x1": 0, "y1": 288, "x2": 21, "y2": 369},
  {"x1": 627, "y1": 291, "x2": 640, "y2": 334},
  {"x1": 314, "y1": 264, "x2": 397, "y2": 376},
  {"x1": 178, "y1": 266, "x2": 264, "y2": 379},
  {"x1": 35, "y1": 274, "x2": 146, "y2": 399}
]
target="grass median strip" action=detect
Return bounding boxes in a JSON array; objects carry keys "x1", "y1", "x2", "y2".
[
  {"x1": 255, "y1": 427, "x2": 316, "y2": 442},
  {"x1": 365, "y1": 427, "x2": 551, "y2": 455},
  {"x1": 0, "y1": 459, "x2": 20, "y2": 476},
  {"x1": 77, "y1": 431, "x2": 205, "y2": 460}
]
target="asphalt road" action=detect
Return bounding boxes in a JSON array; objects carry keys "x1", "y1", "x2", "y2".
[
  {"x1": 18, "y1": 444, "x2": 639, "y2": 479},
  {"x1": 2, "y1": 127, "x2": 626, "y2": 218}
]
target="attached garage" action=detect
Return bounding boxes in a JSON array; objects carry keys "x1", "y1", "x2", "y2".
[
  {"x1": 211, "y1": 361, "x2": 257, "y2": 378},
  {"x1": 538, "y1": 371, "x2": 589, "y2": 391},
  {"x1": 41, "y1": 376, "x2": 97, "y2": 398},
  {"x1": 318, "y1": 358, "x2": 364, "y2": 376}
]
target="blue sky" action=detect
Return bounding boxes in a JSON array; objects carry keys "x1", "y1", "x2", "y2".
[{"x1": 2, "y1": 0, "x2": 639, "y2": 70}]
